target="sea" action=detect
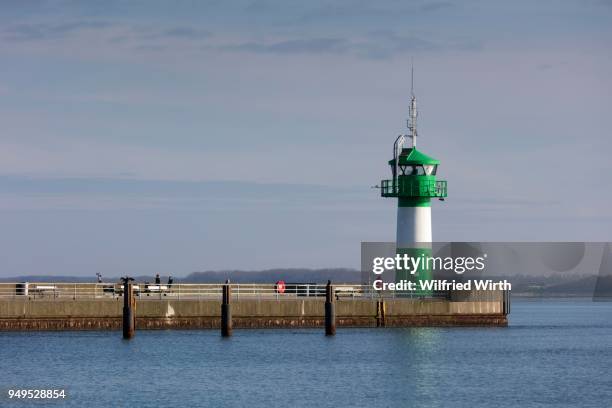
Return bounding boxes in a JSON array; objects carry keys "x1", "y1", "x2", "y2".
[{"x1": 1, "y1": 298, "x2": 611, "y2": 407}]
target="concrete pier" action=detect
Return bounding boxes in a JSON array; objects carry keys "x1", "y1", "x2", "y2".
[{"x1": 0, "y1": 290, "x2": 508, "y2": 331}]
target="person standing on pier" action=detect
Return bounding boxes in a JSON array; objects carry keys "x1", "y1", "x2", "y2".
[{"x1": 155, "y1": 274, "x2": 161, "y2": 284}]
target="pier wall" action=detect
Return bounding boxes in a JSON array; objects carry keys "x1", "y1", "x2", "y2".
[{"x1": 0, "y1": 297, "x2": 506, "y2": 330}]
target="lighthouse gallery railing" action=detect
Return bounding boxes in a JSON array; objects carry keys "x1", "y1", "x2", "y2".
[{"x1": 380, "y1": 179, "x2": 447, "y2": 198}]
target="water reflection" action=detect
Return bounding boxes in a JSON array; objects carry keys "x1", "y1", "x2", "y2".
[{"x1": 388, "y1": 328, "x2": 444, "y2": 407}]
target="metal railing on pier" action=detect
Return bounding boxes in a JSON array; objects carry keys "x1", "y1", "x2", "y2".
[{"x1": 0, "y1": 282, "x2": 503, "y2": 302}]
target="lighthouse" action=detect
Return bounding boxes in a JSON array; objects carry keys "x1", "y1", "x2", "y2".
[{"x1": 380, "y1": 80, "x2": 447, "y2": 295}]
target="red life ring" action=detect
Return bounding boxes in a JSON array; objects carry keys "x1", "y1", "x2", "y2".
[{"x1": 276, "y1": 280, "x2": 286, "y2": 294}]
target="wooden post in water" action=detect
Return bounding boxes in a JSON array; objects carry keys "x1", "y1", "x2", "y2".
[
  {"x1": 122, "y1": 277, "x2": 135, "y2": 339},
  {"x1": 221, "y1": 280, "x2": 232, "y2": 337},
  {"x1": 325, "y1": 280, "x2": 336, "y2": 336},
  {"x1": 503, "y1": 288, "x2": 511, "y2": 315},
  {"x1": 376, "y1": 300, "x2": 386, "y2": 327}
]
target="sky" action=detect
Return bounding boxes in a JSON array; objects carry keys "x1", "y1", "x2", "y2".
[{"x1": 0, "y1": 0, "x2": 611, "y2": 277}]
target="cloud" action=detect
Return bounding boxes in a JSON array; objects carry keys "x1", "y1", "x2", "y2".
[
  {"x1": 132, "y1": 44, "x2": 167, "y2": 52},
  {"x1": 121, "y1": 25, "x2": 213, "y2": 51},
  {"x1": 0, "y1": 175, "x2": 365, "y2": 211},
  {"x1": 296, "y1": 4, "x2": 387, "y2": 24},
  {"x1": 245, "y1": 0, "x2": 274, "y2": 13},
  {"x1": 355, "y1": 31, "x2": 442, "y2": 58},
  {"x1": 219, "y1": 31, "x2": 479, "y2": 59},
  {"x1": 164, "y1": 27, "x2": 211, "y2": 39},
  {"x1": 1, "y1": 15, "x2": 472, "y2": 60},
  {"x1": 222, "y1": 37, "x2": 349, "y2": 55},
  {"x1": 296, "y1": 1, "x2": 457, "y2": 24},
  {"x1": 2, "y1": 20, "x2": 212, "y2": 51},
  {"x1": 153, "y1": 27, "x2": 212, "y2": 40},
  {"x1": 2, "y1": 21, "x2": 112, "y2": 41},
  {"x1": 418, "y1": 1, "x2": 455, "y2": 12}
]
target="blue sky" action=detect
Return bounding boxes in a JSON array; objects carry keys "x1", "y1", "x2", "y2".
[{"x1": 1, "y1": 0, "x2": 611, "y2": 276}]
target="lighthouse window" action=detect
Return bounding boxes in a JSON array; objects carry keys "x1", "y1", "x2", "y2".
[
  {"x1": 399, "y1": 165, "x2": 413, "y2": 175},
  {"x1": 399, "y1": 165, "x2": 426, "y2": 175},
  {"x1": 424, "y1": 165, "x2": 438, "y2": 175}
]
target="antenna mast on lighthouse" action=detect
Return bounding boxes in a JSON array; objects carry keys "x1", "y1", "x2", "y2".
[{"x1": 407, "y1": 66, "x2": 418, "y2": 148}]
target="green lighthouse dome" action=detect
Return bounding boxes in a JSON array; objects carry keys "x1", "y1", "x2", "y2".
[{"x1": 388, "y1": 147, "x2": 440, "y2": 176}]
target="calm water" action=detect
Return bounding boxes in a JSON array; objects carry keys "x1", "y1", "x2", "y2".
[{"x1": 1, "y1": 299, "x2": 611, "y2": 407}]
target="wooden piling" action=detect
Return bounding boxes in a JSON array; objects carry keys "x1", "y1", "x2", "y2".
[
  {"x1": 122, "y1": 277, "x2": 135, "y2": 339},
  {"x1": 221, "y1": 280, "x2": 232, "y2": 337},
  {"x1": 325, "y1": 280, "x2": 336, "y2": 336},
  {"x1": 502, "y1": 288, "x2": 511, "y2": 315},
  {"x1": 376, "y1": 300, "x2": 386, "y2": 327}
]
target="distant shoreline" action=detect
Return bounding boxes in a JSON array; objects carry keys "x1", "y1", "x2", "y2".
[{"x1": 1, "y1": 269, "x2": 609, "y2": 297}]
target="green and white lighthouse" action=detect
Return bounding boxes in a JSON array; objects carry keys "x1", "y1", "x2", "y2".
[{"x1": 380, "y1": 84, "x2": 447, "y2": 295}]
